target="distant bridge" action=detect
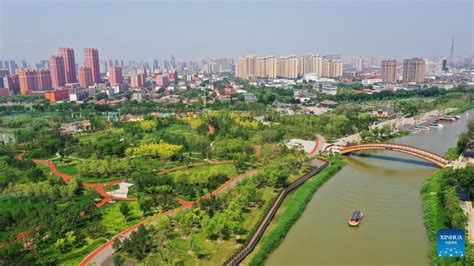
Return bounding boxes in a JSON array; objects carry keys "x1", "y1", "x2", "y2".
[{"x1": 338, "y1": 143, "x2": 449, "y2": 168}]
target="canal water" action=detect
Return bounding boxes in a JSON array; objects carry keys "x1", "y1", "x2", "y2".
[{"x1": 266, "y1": 110, "x2": 473, "y2": 266}]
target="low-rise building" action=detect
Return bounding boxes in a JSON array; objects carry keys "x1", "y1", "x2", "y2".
[
  {"x1": 318, "y1": 85, "x2": 338, "y2": 95},
  {"x1": 243, "y1": 92, "x2": 257, "y2": 103},
  {"x1": 294, "y1": 90, "x2": 314, "y2": 103},
  {"x1": 319, "y1": 100, "x2": 338, "y2": 108},
  {"x1": 373, "y1": 106, "x2": 396, "y2": 118},
  {"x1": 69, "y1": 88, "x2": 91, "y2": 102},
  {"x1": 44, "y1": 89, "x2": 69, "y2": 102}
]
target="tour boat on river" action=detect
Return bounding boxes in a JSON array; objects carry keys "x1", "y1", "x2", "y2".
[
  {"x1": 437, "y1": 116, "x2": 460, "y2": 122},
  {"x1": 429, "y1": 122, "x2": 444, "y2": 128},
  {"x1": 348, "y1": 210, "x2": 363, "y2": 226},
  {"x1": 415, "y1": 125, "x2": 430, "y2": 131}
]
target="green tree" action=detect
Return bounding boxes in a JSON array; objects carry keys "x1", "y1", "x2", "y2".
[
  {"x1": 139, "y1": 198, "x2": 153, "y2": 216},
  {"x1": 119, "y1": 202, "x2": 131, "y2": 222}
]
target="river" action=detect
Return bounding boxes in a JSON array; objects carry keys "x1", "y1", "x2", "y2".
[{"x1": 266, "y1": 110, "x2": 473, "y2": 266}]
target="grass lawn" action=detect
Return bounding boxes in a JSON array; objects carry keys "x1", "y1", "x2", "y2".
[
  {"x1": 99, "y1": 201, "x2": 143, "y2": 236},
  {"x1": 78, "y1": 176, "x2": 123, "y2": 184},
  {"x1": 166, "y1": 163, "x2": 237, "y2": 183},
  {"x1": 58, "y1": 236, "x2": 108, "y2": 266},
  {"x1": 162, "y1": 123, "x2": 193, "y2": 136},
  {"x1": 56, "y1": 163, "x2": 79, "y2": 176},
  {"x1": 105, "y1": 184, "x2": 120, "y2": 192},
  {"x1": 76, "y1": 128, "x2": 125, "y2": 143}
]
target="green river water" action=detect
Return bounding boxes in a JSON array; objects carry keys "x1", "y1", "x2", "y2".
[{"x1": 266, "y1": 110, "x2": 473, "y2": 265}]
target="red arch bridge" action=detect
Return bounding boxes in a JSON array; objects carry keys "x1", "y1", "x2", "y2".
[{"x1": 333, "y1": 143, "x2": 450, "y2": 168}]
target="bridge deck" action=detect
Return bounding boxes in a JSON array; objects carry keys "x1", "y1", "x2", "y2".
[{"x1": 340, "y1": 143, "x2": 448, "y2": 167}]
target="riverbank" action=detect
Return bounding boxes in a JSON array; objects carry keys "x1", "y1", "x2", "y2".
[
  {"x1": 421, "y1": 169, "x2": 474, "y2": 265},
  {"x1": 448, "y1": 102, "x2": 474, "y2": 115},
  {"x1": 245, "y1": 156, "x2": 343, "y2": 265}
]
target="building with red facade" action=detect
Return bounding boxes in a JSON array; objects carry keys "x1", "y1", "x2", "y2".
[
  {"x1": 18, "y1": 69, "x2": 37, "y2": 95},
  {"x1": 131, "y1": 73, "x2": 145, "y2": 88},
  {"x1": 44, "y1": 89, "x2": 69, "y2": 102},
  {"x1": 58, "y1": 47, "x2": 77, "y2": 83},
  {"x1": 3, "y1": 75, "x2": 20, "y2": 95},
  {"x1": 49, "y1": 55, "x2": 66, "y2": 88},
  {"x1": 109, "y1": 66, "x2": 123, "y2": 86},
  {"x1": 35, "y1": 69, "x2": 52, "y2": 91},
  {"x1": 137, "y1": 68, "x2": 147, "y2": 77},
  {"x1": 168, "y1": 70, "x2": 177, "y2": 81},
  {"x1": 78, "y1": 66, "x2": 93, "y2": 88},
  {"x1": 155, "y1": 74, "x2": 169, "y2": 87},
  {"x1": 84, "y1": 48, "x2": 101, "y2": 84}
]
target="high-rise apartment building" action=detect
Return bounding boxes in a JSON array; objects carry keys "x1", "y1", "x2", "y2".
[
  {"x1": 381, "y1": 60, "x2": 397, "y2": 83},
  {"x1": 35, "y1": 69, "x2": 52, "y2": 91},
  {"x1": 58, "y1": 47, "x2": 77, "y2": 83},
  {"x1": 78, "y1": 66, "x2": 93, "y2": 88},
  {"x1": 330, "y1": 59, "x2": 342, "y2": 77},
  {"x1": 3, "y1": 75, "x2": 20, "y2": 95},
  {"x1": 237, "y1": 54, "x2": 341, "y2": 80},
  {"x1": 49, "y1": 55, "x2": 66, "y2": 88},
  {"x1": 18, "y1": 69, "x2": 37, "y2": 95},
  {"x1": 236, "y1": 55, "x2": 257, "y2": 79},
  {"x1": 108, "y1": 66, "x2": 123, "y2": 85},
  {"x1": 131, "y1": 74, "x2": 145, "y2": 88},
  {"x1": 321, "y1": 59, "x2": 331, "y2": 77},
  {"x1": 403, "y1": 57, "x2": 425, "y2": 83},
  {"x1": 155, "y1": 74, "x2": 169, "y2": 87},
  {"x1": 303, "y1": 55, "x2": 322, "y2": 76},
  {"x1": 321, "y1": 59, "x2": 342, "y2": 78},
  {"x1": 84, "y1": 48, "x2": 101, "y2": 84}
]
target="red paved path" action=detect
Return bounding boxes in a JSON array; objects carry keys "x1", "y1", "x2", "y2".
[
  {"x1": 252, "y1": 144, "x2": 262, "y2": 157},
  {"x1": 79, "y1": 168, "x2": 257, "y2": 266},
  {"x1": 15, "y1": 150, "x2": 255, "y2": 264},
  {"x1": 17, "y1": 151, "x2": 232, "y2": 208},
  {"x1": 307, "y1": 136, "x2": 320, "y2": 156}
]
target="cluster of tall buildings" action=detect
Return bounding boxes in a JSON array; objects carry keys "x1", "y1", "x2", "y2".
[
  {"x1": 380, "y1": 57, "x2": 426, "y2": 83},
  {"x1": 202, "y1": 58, "x2": 234, "y2": 74},
  {"x1": 4, "y1": 47, "x2": 102, "y2": 95},
  {"x1": 130, "y1": 68, "x2": 147, "y2": 88},
  {"x1": 236, "y1": 54, "x2": 342, "y2": 80}
]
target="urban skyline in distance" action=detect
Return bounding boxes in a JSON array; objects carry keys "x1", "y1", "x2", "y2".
[{"x1": 1, "y1": 0, "x2": 472, "y2": 62}]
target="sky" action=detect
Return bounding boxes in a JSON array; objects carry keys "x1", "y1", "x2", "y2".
[{"x1": 0, "y1": 0, "x2": 473, "y2": 62}]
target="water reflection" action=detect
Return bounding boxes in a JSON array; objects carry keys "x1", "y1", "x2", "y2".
[{"x1": 346, "y1": 153, "x2": 439, "y2": 169}]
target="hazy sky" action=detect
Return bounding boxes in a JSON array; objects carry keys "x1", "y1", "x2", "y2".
[{"x1": 1, "y1": 0, "x2": 472, "y2": 62}]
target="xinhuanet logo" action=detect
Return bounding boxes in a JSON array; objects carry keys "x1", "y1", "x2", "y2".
[{"x1": 437, "y1": 229, "x2": 465, "y2": 257}]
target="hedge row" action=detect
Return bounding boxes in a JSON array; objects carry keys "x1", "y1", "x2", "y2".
[
  {"x1": 421, "y1": 169, "x2": 474, "y2": 265},
  {"x1": 249, "y1": 157, "x2": 343, "y2": 265}
]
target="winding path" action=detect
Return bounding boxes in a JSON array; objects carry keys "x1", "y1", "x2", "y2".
[
  {"x1": 16, "y1": 150, "x2": 257, "y2": 265},
  {"x1": 16, "y1": 151, "x2": 137, "y2": 207},
  {"x1": 79, "y1": 168, "x2": 257, "y2": 266},
  {"x1": 15, "y1": 135, "x2": 320, "y2": 264}
]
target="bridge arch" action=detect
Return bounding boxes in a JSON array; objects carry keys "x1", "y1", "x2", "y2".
[{"x1": 340, "y1": 143, "x2": 449, "y2": 168}]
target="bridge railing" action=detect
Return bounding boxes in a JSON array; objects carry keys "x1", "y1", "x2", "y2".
[{"x1": 342, "y1": 143, "x2": 448, "y2": 163}]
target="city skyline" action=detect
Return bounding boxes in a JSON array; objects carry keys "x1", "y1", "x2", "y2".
[{"x1": 1, "y1": 0, "x2": 472, "y2": 62}]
